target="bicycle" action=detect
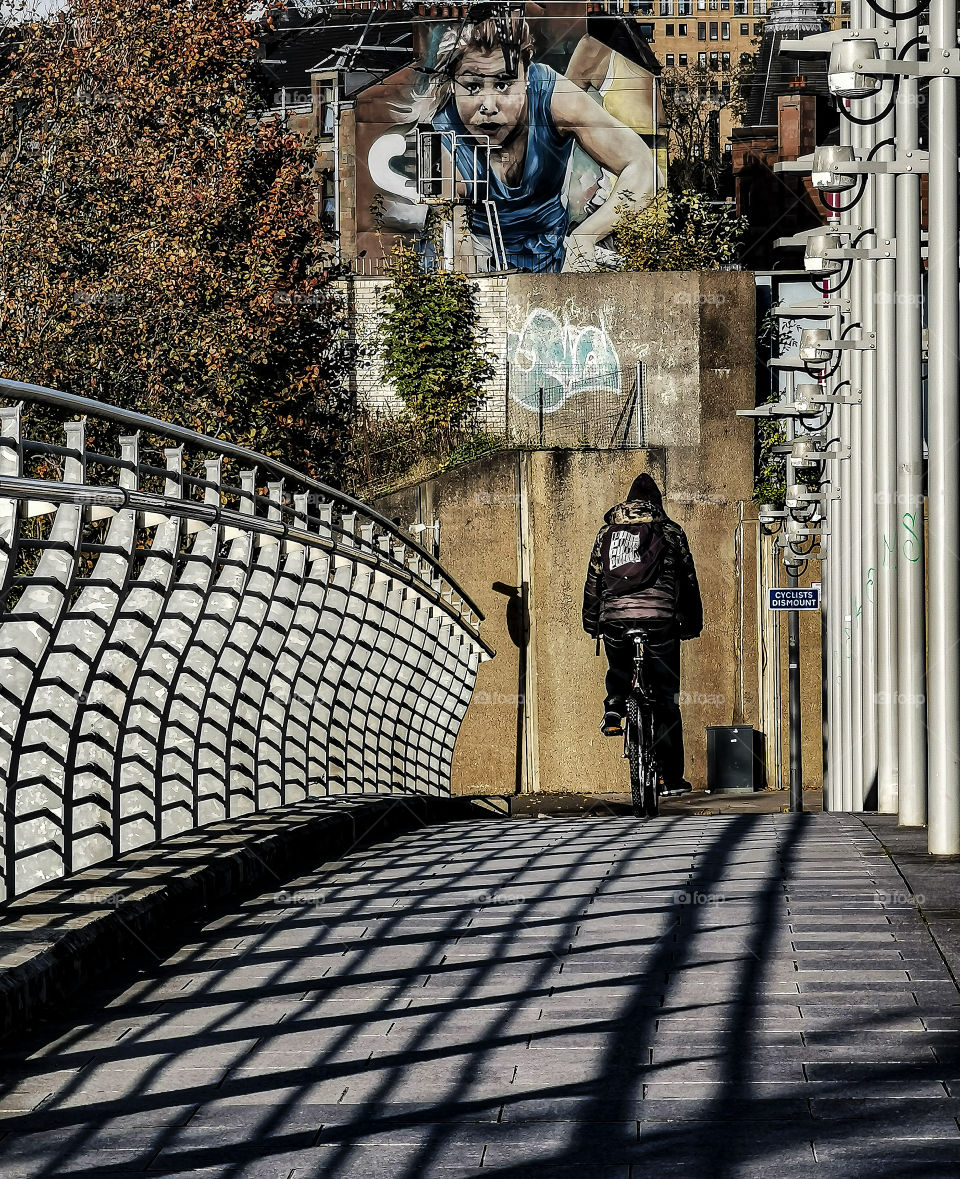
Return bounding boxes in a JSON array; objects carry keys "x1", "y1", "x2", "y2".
[{"x1": 623, "y1": 626, "x2": 659, "y2": 819}]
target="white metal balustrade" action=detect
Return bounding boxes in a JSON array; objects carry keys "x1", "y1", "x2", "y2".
[{"x1": 0, "y1": 379, "x2": 493, "y2": 901}]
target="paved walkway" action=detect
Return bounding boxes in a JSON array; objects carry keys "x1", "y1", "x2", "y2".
[{"x1": 1, "y1": 812, "x2": 959, "y2": 1177}]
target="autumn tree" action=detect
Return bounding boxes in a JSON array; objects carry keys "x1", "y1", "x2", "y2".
[
  {"x1": 0, "y1": 0, "x2": 352, "y2": 479},
  {"x1": 659, "y1": 60, "x2": 752, "y2": 197},
  {"x1": 613, "y1": 189, "x2": 746, "y2": 271}
]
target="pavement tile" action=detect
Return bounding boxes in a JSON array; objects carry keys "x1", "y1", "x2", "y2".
[{"x1": 4, "y1": 814, "x2": 960, "y2": 1176}]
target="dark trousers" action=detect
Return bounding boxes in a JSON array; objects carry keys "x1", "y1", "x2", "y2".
[{"x1": 602, "y1": 622, "x2": 684, "y2": 784}]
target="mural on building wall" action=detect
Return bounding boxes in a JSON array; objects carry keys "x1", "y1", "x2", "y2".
[
  {"x1": 508, "y1": 308, "x2": 621, "y2": 411},
  {"x1": 357, "y1": 7, "x2": 664, "y2": 273}
]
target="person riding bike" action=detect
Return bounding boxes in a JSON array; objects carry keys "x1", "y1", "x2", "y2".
[{"x1": 582, "y1": 473, "x2": 703, "y2": 797}]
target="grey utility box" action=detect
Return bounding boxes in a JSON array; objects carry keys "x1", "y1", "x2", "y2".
[{"x1": 706, "y1": 726, "x2": 766, "y2": 793}]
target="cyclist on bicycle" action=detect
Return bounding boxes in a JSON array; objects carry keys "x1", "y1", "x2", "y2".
[{"x1": 582, "y1": 472, "x2": 703, "y2": 796}]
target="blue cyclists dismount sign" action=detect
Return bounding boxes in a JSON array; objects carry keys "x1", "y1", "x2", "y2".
[{"x1": 768, "y1": 587, "x2": 821, "y2": 611}]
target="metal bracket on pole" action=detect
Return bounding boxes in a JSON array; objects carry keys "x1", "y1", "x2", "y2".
[
  {"x1": 776, "y1": 153, "x2": 930, "y2": 176},
  {"x1": 867, "y1": 51, "x2": 960, "y2": 77},
  {"x1": 826, "y1": 244, "x2": 897, "y2": 260},
  {"x1": 780, "y1": 30, "x2": 869, "y2": 53},
  {"x1": 773, "y1": 300, "x2": 851, "y2": 317}
]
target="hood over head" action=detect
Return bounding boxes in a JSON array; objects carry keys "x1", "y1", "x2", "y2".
[{"x1": 627, "y1": 473, "x2": 663, "y2": 506}]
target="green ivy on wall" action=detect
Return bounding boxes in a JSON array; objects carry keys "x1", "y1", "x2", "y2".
[{"x1": 379, "y1": 243, "x2": 495, "y2": 449}]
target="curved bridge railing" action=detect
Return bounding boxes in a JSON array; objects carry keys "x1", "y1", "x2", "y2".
[{"x1": 0, "y1": 379, "x2": 493, "y2": 900}]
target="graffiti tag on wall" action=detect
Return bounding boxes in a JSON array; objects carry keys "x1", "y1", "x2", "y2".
[{"x1": 507, "y1": 308, "x2": 621, "y2": 413}]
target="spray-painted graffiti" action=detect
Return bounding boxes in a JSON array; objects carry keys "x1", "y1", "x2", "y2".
[{"x1": 507, "y1": 308, "x2": 621, "y2": 413}]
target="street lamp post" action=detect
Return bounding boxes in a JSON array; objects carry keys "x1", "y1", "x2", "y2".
[
  {"x1": 894, "y1": 2, "x2": 927, "y2": 828},
  {"x1": 926, "y1": 0, "x2": 960, "y2": 854}
]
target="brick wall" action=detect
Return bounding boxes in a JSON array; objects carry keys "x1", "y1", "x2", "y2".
[{"x1": 349, "y1": 274, "x2": 510, "y2": 434}]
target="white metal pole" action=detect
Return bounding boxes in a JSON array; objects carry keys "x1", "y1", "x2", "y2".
[
  {"x1": 894, "y1": 6, "x2": 927, "y2": 827},
  {"x1": 926, "y1": 0, "x2": 960, "y2": 854}
]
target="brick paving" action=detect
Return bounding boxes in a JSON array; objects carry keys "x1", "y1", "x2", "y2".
[{"x1": 0, "y1": 812, "x2": 959, "y2": 1177}]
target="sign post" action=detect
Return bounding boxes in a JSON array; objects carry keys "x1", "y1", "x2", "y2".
[
  {"x1": 769, "y1": 576, "x2": 820, "y2": 812},
  {"x1": 768, "y1": 587, "x2": 820, "y2": 611}
]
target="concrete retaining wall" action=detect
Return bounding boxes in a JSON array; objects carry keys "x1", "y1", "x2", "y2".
[{"x1": 376, "y1": 270, "x2": 825, "y2": 797}]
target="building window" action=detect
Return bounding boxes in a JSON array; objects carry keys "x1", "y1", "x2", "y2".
[
  {"x1": 698, "y1": 51, "x2": 707, "y2": 65},
  {"x1": 678, "y1": 0, "x2": 692, "y2": 13},
  {"x1": 660, "y1": 0, "x2": 674, "y2": 13},
  {"x1": 698, "y1": 20, "x2": 707, "y2": 37},
  {"x1": 721, "y1": 0, "x2": 729, "y2": 8},
  {"x1": 721, "y1": 20, "x2": 730, "y2": 36},
  {"x1": 734, "y1": 0, "x2": 747, "y2": 10},
  {"x1": 318, "y1": 80, "x2": 336, "y2": 137},
  {"x1": 740, "y1": 21, "x2": 749, "y2": 32},
  {"x1": 709, "y1": 51, "x2": 718, "y2": 67},
  {"x1": 679, "y1": 52, "x2": 688, "y2": 64},
  {"x1": 679, "y1": 21, "x2": 688, "y2": 32},
  {"x1": 753, "y1": 21, "x2": 762, "y2": 31},
  {"x1": 722, "y1": 79, "x2": 731, "y2": 97},
  {"x1": 698, "y1": 0, "x2": 706, "y2": 10},
  {"x1": 709, "y1": 20, "x2": 718, "y2": 37},
  {"x1": 722, "y1": 51, "x2": 730, "y2": 67},
  {"x1": 752, "y1": 0, "x2": 765, "y2": 10},
  {"x1": 319, "y1": 170, "x2": 335, "y2": 225},
  {"x1": 666, "y1": 53, "x2": 675, "y2": 65},
  {"x1": 665, "y1": 21, "x2": 674, "y2": 33}
]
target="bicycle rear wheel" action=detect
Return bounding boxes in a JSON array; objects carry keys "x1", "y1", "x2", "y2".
[
  {"x1": 640, "y1": 705, "x2": 659, "y2": 818},
  {"x1": 625, "y1": 696, "x2": 646, "y2": 817}
]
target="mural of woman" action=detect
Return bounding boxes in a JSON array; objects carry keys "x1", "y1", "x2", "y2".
[{"x1": 408, "y1": 15, "x2": 660, "y2": 273}]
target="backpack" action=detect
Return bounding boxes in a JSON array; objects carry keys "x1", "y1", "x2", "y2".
[{"x1": 600, "y1": 522, "x2": 667, "y2": 597}]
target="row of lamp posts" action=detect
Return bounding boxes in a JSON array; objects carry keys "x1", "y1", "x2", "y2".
[{"x1": 744, "y1": 0, "x2": 958, "y2": 852}]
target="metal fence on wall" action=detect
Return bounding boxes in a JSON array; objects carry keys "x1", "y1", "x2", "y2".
[
  {"x1": 0, "y1": 380, "x2": 493, "y2": 901},
  {"x1": 505, "y1": 362, "x2": 647, "y2": 450}
]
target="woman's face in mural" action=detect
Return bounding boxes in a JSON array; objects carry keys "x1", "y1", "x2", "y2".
[{"x1": 452, "y1": 48, "x2": 528, "y2": 147}]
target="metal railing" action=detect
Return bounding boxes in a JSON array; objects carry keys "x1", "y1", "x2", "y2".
[{"x1": 0, "y1": 379, "x2": 493, "y2": 901}]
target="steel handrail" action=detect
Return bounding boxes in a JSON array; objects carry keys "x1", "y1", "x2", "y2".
[
  {"x1": 0, "y1": 377, "x2": 486, "y2": 623},
  {"x1": 0, "y1": 476, "x2": 494, "y2": 654}
]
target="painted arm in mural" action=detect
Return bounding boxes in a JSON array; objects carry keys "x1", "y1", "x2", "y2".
[{"x1": 550, "y1": 76, "x2": 659, "y2": 271}]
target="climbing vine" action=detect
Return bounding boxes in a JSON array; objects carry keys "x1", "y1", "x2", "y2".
[{"x1": 378, "y1": 243, "x2": 495, "y2": 450}]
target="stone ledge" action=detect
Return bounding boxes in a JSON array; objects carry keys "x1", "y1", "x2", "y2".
[{"x1": 0, "y1": 793, "x2": 493, "y2": 1044}]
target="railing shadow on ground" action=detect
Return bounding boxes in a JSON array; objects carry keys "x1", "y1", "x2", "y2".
[{"x1": 0, "y1": 812, "x2": 957, "y2": 1177}]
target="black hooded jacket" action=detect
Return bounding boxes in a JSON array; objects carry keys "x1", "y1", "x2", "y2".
[{"x1": 582, "y1": 496, "x2": 703, "y2": 639}]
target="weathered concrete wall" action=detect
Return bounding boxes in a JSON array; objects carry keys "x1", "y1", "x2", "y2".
[
  {"x1": 376, "y1": 269, "x2": 825, "y2": 796},
  {"x1": 381, "y1": 445, "x2": 761, "y2": 795},
  {"x1": 351, "y1": 269, "x2": 757, "y2": 449}
]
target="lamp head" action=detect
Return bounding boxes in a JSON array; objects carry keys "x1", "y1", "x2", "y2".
[
  {"x1": 803, "y1": 230, "x2": 843, "y2": 275},
  {"x1": 799, "y1": 328, "x2": 832, "y2": 362},
  {"x1": 828, "y1": 39, "x2": 880, "y2": 99},
  {"x1": 812, "y1": 144, "x2": 857, "y2": 193}
]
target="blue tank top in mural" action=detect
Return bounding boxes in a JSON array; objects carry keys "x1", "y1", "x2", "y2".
[{"x1": 433, "y1": 62, "x2": 574, "y2": 272}]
